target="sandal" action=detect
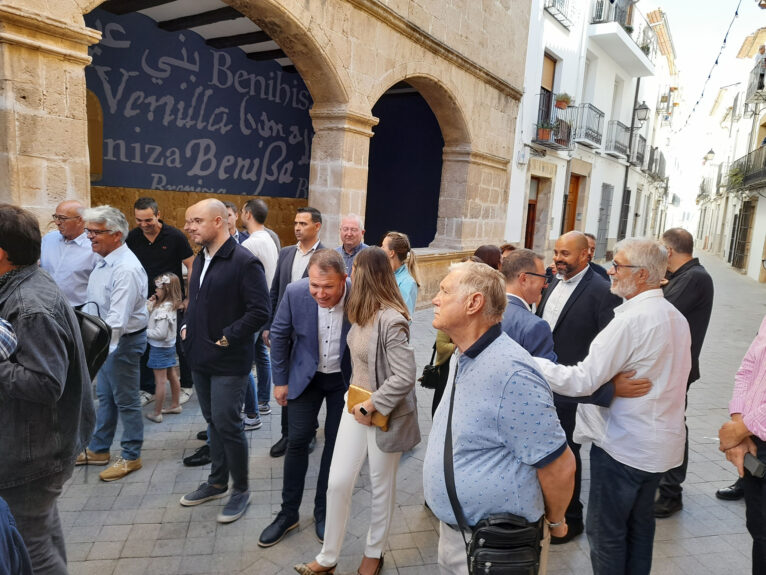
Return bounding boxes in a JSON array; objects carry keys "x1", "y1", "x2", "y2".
[
  {"x1": 357, "y1": 555, "x2": 383, "y2": 575},
  {"x1": 293, "y1": 562, "x2": 336, "y2": 574}
]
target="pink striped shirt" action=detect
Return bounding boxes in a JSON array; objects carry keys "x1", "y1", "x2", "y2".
[{"x1": 729, "y1": 315, "x2": 766, "y2": 441}]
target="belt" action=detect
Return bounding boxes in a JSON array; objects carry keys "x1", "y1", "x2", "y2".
[{"x1": 124, "y1": 326, "x2": 147, "y2": 337}]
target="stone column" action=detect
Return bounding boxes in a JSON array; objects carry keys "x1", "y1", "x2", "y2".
[
  {"x1": 430, "y1": 146, "x2": 511, "y2": 250},
  {"x1": 308, "y1": 105, "x2": 378, "y2": 246},
  {"x1": 0, "y1": 4, "x2": 100, "y2": 222}
]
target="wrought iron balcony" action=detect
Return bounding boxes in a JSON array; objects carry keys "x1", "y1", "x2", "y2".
[
  {"x1": 544, "y1": 0, "x2": 572, "y2": 29},
  {"x1": 572, "y1": 103, "x2": 604, "y2": 148},
  {"x1": 605, "y1": 120, "x2": 630, "y2": 158},
  {"x1": 630, "y1": 134, "x2": 646, "y2": 166},
  {"x1": 590, "y1": 0, "x2": 657, "y2": 77},
  {"x1": 531, "y1": 92, "x2": 575, "y2": 151},
  {"x1": 730, "y1": 146, "x2": 766, "y2": 190},
  {"x1": 745, "y1": 59, "x2": 766, "y2": 104}
]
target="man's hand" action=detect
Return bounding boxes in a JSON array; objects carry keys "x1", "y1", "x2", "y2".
[
  {"x1": 180, "y1": 327, "x2": 187, "y2": 341},
  {"x1": 262, "y1": 330, "x2": 270, "y2": 347},
  {"x1": 613, "y1": 370, "x2": 652, "y2": 398},
  {"x1": 724, "y1": 436, "x2": 757, "y2": 477},
  {"x1": 719, "y1": 418, "x2": 751, "y2": 451},
  {"x1": 274, "y1": 385, "x2": 288, "y2": 407}
]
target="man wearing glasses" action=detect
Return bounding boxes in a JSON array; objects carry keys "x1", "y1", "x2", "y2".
[
  {"x1": 534, "y1": 238, "x2": 691, "y2": 575},
  {"x1": 335, "y1": 213, "x2": 367, "y2": 275},
  {"x1": 40, "y1": 200, "x2": 100, "y2": 307},
  {"x1": 76, "y1": 206, "x2": 149, "y2": 482}
]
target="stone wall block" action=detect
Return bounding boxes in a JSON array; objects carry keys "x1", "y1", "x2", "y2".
[
  {"x1": 16, "y1": 154, "x2": 44, "y2": 200},
  {"x1": 13, "y1": 82, "x2": 43, "y2": 110}
]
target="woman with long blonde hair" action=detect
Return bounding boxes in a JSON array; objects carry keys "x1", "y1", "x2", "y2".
[
  {"x1": 382, "y1": 231, "x2": 419, "y2": 317},
  {"x1": 294, "y1": 247, "x2": 419, "y2": 575}
]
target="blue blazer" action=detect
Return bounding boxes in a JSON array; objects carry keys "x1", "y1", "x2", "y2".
[
  {"x1": 270, "y1": 277, "x2": 352, "y2": 400},
  {"x1": 501, "y1": 295, "x2": 557, "y2": 361}
]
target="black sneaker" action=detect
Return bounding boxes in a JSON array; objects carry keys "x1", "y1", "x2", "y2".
[
  {"x1": 196, "y1": 429, "x2": 208, "y2": 441},
  {"x1": 270, "y1": 436, "x2": 288, "y2": 458},
  {"x1": 654, "y1": 496, "x2": 682, "y2": 518},
  {"x1": 183, "y1": 444, "x2": 211, "y2": 467},
  {"x1": 258, "y1": 512, "x2": 299, "y2": 547}
]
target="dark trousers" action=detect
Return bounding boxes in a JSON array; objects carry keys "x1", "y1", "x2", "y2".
[
  {"x1": 659, "y1": 394, "x2": 689, "y2": 500},
  {"x1": 0, "y1": 468, "x2": 72, "y2": 575},
  {"x1": 192, "y1": 371, "x2": 250, "y2": 492},
  {"x1": 282, "y1": 371, "x2": 345, "y2": 520},
  {"x1": 587, "y1": 445, "x2": 661, "y2": 575},
  {"x1": 556, "y1": 402, "x2": 584, "y2": 525},
  {"x1": 140, "y1": 310, "x2": 192, "y2": 394},
  {"x1": 744, "y1": 437, "x2": 766, "y2": 574}
]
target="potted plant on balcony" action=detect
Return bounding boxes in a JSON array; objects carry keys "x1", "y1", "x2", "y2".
[
  {"x1": 640, "y1": 44, "x2": 651, "y2": 56},
  {"x1": 728, "y1": 166, "x2": 744, "y2": 190},
  {"x1": 623, "y1": 24, "x2": 633, "y2": 35},
  {"x1": 555, "y1": 93, "x2": 572, "y2": 109},
  {"x1": 536, "y1": 121, "x2": 556, "y2": 141}
]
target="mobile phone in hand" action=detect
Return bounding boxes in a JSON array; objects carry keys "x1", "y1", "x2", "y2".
[{"x1": 744, "y1": 453, "x2": 766, "y2": 479}]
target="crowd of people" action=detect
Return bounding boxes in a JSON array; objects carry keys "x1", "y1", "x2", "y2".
[{"x1": 0, "y1": 196, "x2": 764, "y2": 575}]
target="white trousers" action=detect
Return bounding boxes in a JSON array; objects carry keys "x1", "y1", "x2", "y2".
[
  {"x1": 437, "y1": 521, "x2": 550, "y2": 575},
  {"x1": 315, "y1": 407, "x2": 402, "y2": 567}
]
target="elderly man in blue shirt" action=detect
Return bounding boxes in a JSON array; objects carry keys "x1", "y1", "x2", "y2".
[
  {"x1": 335, "y1": 213, "x2": 368, "y2": 274},
  {"x1": 423, "y1": 261, "x2": 575, "y2": 575},
  {"x1": 76, "y1": 206, "x2": 149, "y2": 482}
]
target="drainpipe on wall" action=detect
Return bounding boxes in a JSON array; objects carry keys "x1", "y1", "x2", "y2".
[{"x1": 619, "y1": 76, "x2": 642, "y2": 240}]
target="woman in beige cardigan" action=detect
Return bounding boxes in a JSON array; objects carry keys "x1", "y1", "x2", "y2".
[{"x1": 295, "y1": 247, "x2": 419, "y2": 575}]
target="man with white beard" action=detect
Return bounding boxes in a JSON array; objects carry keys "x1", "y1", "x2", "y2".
[{"x1": 533, "y1": 238, "x2": 691, "y2": 575}]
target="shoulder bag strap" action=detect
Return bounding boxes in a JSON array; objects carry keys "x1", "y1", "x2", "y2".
[
  {"x1": 443, "y1": 362, "x2": 471, "y2": 548},
  {"x1": 428, "y1": 344, "x2": 437, "y2": 366}
]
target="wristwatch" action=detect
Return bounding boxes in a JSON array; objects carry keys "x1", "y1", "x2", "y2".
[{"x1": 359, "y1": 405, "x2": 369, "y2": 416}]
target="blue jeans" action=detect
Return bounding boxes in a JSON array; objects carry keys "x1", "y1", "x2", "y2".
[
  {"x1": 586, "y1": 445, "x2": 661, "y2": 575},
  {"x1": 282, "y1": 372, "x2": 345, "y2": 520},
  {"x1": 243, "y1": 374, "x2": 258, "y2": 415},
  {"x1": 0, "y1": 468, "x2": 71, "y2": 575},
  {"x1": 89, "y1": 332, "x2": 146, "y2": 460},
  {"x1": 254, "y1": 332, "x2": 271, "y2": 404},
  {"x1": 743, "y1": 437, "x2": 766, "y2": 574},
  {"x1": 192, "y1": 371, "x2": 249, "y2": 492}
]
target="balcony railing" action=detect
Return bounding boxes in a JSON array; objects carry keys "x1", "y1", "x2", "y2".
[
  {"x1": 591, "y1": 0, "x2": 658, "y2": 63},
  {"x1": 745, "y1": 59, "x2": 766, "y2": 104},
  {"x1": 532, "y1": 92, "x2": 575, "y2": 150},
  {"x1": 605, "y1": 120, "x2": 630, "y2": 157},
  {"x1": 572, "y1": 103, "x2": 604, "y2": 148},
  {"x1": 646, "y1": 146, "x2": 657, "y2": 175},
  {"x1": 730, "y1": 146, "x2": 766, "y2": 190},
  {"x1": 544, "y1": 0, "x2": 573, "y2": 29},
  {"x1": 657, "y1": 151, "x2": 666, "y2": 180},
  {"x1": 630, "y1": 134, "x2": 646, "y2": 166}
]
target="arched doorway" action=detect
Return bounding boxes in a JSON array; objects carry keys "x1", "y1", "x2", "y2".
[{"x1": 365, "y1": 82, "x2": 444, "y2": 247}]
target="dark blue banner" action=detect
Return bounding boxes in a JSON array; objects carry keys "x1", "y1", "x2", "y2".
[{"x1": 85, "y1": 9, "x2": 313, "y2": 198}]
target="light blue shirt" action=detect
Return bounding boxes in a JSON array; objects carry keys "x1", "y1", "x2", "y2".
[
  {"x1": 40, "y1": 230, "x2": 101, "y2": 306},
  {"x1": 394, "y1": 264, "x2": 418, "y2": 317},
  {"x1": 335, "y1": 242, "x2": 368, "y2": 275},
  {"x1": 86, "y1": 243, "x2": 148, "y2": 352},
  {"x1": 423, "y1": 325, "x2": 567, "y2": 525}
]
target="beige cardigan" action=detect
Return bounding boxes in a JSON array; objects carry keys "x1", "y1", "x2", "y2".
[{"x1": 366, "y1": 307, "x2": 421, "y2": 453}]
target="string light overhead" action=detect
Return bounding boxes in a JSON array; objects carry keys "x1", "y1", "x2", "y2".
[{"x1": 673, "y1": 0, "x2": 743, "y2": 133}]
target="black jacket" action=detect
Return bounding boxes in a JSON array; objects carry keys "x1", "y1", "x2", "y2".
[
  {"x1": 184, "y1": 236, "x2": 270, "y2": 375},
  {"x1": 662, "y1": 258, "x2": 714, "y2": 385}
]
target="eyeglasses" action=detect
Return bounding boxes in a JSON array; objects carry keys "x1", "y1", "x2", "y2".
[
  {"x1": 85, "y1": 228, "x2": 115, "y2": 236},
  {"x1": 610, "y1": 261, "x2": 643, "y2": 272},
  {"x1": 52, "y1": 214, "x2": 79, "y2": 222},
  {"x1": 524, "y1": 271, "x2": 550, "y2": 282}
]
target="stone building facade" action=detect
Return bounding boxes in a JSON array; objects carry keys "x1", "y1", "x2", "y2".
[{"x1": 0, "y1": 0, "x2": 529, "y2": 304}]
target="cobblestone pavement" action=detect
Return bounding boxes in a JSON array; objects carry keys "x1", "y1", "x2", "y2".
[{"x1": 63, "y1": 252, "x2": 762, "y2": 575}]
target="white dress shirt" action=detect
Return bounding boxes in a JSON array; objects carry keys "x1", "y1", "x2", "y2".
[
  {"x1": 534, "y1": 289, "x2": 691, "y2": 473},
  {"x1": 316, "y1": 286, "x2": 347, "y2": 374},
  {"x1": 291, "y1": 240, "x2": 320, "y2": 282},
  {"x1": 86, "y1": 243, "x2": 148, "y2": 352},
  {"x1": 40, "y1": 230, "x2": 101, "y2": 307},
  {"x1": 541, "y1": 265, "x2": 589, "y2": 329},
  {"x1": 242, "y1": 230, "x2": 279, "y2": 286}
]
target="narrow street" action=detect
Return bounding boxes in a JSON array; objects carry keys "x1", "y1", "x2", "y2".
[{"x1": 62, "y1": 252, "x2": 763, "y2": 575}]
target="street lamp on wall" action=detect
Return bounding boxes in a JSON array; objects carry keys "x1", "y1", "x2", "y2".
[
  {"x1": 634, "y1": 101, "x2": 650, "y2": 128},
  {"x1": 704, "y1": 148, "x2": 715, "y2": 162}
]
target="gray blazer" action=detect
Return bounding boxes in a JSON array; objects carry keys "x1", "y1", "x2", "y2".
[{"x1": 367, "y1": 308, "x2": 420, "y2": 453}]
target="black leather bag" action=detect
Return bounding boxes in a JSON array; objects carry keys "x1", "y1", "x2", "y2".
[
  {"x1": 75, "y1": 303, "x2": 111, "y2": 379},
  {"x1": 443, "y1": 373, "x2": 543, "y2": 574},
  {"x1": 418, "y1": 345, "x2": 439, "y2": 389}
]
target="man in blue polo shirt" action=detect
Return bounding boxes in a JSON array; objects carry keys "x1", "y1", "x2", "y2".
[{"x1": 423, "y1": 261, "x2": 575, "y2": 575}]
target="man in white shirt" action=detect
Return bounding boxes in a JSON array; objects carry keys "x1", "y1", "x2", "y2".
[
  {"x1": 534, "y1": 238, "x2": 691, "y2": 575},
  {"x1": 40, "y1": 200, "x2": 100, "y2": 307}
]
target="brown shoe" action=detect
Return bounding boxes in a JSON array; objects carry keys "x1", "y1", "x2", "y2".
[
  {"x1": 99, "y1": 457, "x2": 142, "y2": 482},
  {"x1": 75, "y1": 449, "x2": 110, "y2": 466},
  {"x1": 294, "y1": 562, "x2": 336, "y2": 574}
]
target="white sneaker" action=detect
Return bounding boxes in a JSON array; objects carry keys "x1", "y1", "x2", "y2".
[
  {"x1": 179, "y1": 388, "x2": 194, "y2": 405},
  {"x1": 139, "y1": 391, "x2": 154, "y2": 407}
]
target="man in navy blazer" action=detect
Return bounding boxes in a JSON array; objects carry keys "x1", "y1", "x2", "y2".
[
  {"x1": 536, "y1": 231, "x2": 622, "y2": 543},
  {"x1": 259, "y1": 250, "x2": 351, "y2": 548},
  {"x1": 263, "y1": 207, "x2": 325, "y2": 457}
]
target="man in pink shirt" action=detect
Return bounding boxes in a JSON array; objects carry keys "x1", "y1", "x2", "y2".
[{"x1": 719, "y1": 315, "x2": 766, "y2": 572}]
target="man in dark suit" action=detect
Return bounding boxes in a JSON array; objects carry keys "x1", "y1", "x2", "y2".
[
  {"x1": 258, "y1": 250, "x2": 351, "y2": 548},
  {"x1": 537, "y1": 231, "x2": 622, "y2": 544},
  {"x1": 584, "y1": 232, "x2": 609, "y2": 280},
  {"x1": 223, "y1": 201, "x2": 249, "y2": 244},
  {"x1": 263, "y1": 207, "x2": 325, "y2": 457},
  {"x1": 655, "y1": 228, "x2": 715, "y2": 517}
]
